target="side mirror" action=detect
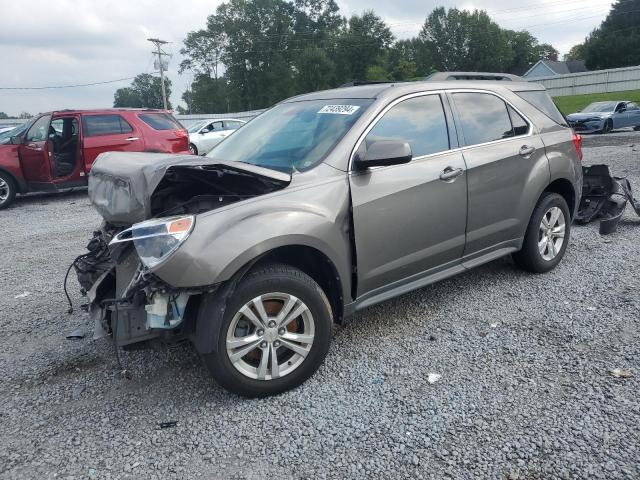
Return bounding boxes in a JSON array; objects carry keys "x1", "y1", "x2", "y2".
[
  {"x1": 10, "y1": 135, "x2": 22, "y2": 145},
  {"x1": 354, "y1": 141, "x2": 412, "y2": 170}
]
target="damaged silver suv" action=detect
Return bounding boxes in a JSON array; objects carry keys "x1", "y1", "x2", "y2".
[{"x1": 76, "y1": 80, "x2": 582, "y2": 397}]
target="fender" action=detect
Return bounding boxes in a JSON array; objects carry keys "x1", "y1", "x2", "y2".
[
  {"x1": 0, "y1": 145, "x2": 28, "y2": 193},
  {"x1": 152, "y1": 177, "x2": 354, "y2": 304}
]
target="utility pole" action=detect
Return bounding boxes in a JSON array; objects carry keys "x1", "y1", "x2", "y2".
[{"x1": 147, "y1": 38, "x2": 169, "y2": 110}]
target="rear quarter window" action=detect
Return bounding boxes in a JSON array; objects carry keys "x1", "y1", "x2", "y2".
[
  {"x1": 514, "y1": 90, "x2": 568, "y2": 126},
  {"x1": 138, "y1": 113, "x2": 182, "y2": 131},
  {"x1": 83, "y1": 115, "x2": 133, "y2": 137}
]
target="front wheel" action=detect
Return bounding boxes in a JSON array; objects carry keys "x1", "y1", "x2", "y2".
[
  {"x1": 0, "y1": 171, "x2": 16, "y2": 210},
  {"x1": 634, "y1": 125, "x2": 640, "y2": 131},
  {"x1": 602, "y1": 119, "x2": 613, "y2": 134},
  {"x1": 189, "y1": 143, "x2": 198, "y2": 155},
  {"x1": 201, "y1": 263, "x2": 333, "y2": 398},
  {"x1": 512, "y1": 192, "x2": 571, "y2": 273}
]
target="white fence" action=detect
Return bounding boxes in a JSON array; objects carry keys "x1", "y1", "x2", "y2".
[{"x1": 529, "y1": 65, "x2": 640, "y2": 97}]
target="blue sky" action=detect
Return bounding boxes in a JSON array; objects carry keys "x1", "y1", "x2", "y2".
[{"x1": 0, "y1": 0, "x2": 614, "y2": 116}]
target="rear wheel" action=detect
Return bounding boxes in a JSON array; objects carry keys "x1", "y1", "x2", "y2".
[
  {"x1": 189, "y1": 143, "x2": 198, "y2": 155},
  {"x1": 201, "y1": 263, "x2": 333, "y2": 398},
  {"x1": 0, "y1": 172, "x2": 16, "y2": 210},
  {"x1": 512, "y1": 192, "x2": 570, "y2": 273}
]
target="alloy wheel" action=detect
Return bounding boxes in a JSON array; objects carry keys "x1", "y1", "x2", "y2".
[
  {"x1": 0, "y1": 177, "x2": 9, "y2": 203},
  {"x1": 538, "y1": 206, "x2": 565, "y2": 261},
  {"x1": 226, "y1": 293, "x2": 315, "y2": 381}
]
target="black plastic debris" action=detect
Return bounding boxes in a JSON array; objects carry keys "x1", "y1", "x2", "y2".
[
  {"x1": 576, "y1": 165, "x2": 640, "y2": 234},
  {"x1": 159, "y1": 421, "x2": 178, "y2": 429}
]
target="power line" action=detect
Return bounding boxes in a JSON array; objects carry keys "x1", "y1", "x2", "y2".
[{"x1": 0, "y1": 76, "x2": 140, "y2": 90}]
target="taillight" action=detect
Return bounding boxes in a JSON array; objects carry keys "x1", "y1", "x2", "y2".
[
  {"x1": 174, "y1": 129, "x2": 188, "y2": 138},
  {"x1": 572, "y1": 131, "x2": 583, "y2": 161}
]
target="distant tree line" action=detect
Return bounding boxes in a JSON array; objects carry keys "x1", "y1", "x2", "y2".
[
  {"x1": 111, "y1": 0, "x2": 640, "y2": 112},
  {"x1": 175, "y1": 1, "x2": 559, "y2": 113}
]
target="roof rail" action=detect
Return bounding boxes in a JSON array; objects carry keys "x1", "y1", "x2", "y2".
[
  {"x1": 425, "y1": 72, "x2": 524, "y2": 82},
  {"x1": 338, "y1": 80, "x2": 396, "y2": 88}
]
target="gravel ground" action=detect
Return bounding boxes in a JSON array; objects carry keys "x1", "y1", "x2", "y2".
[{"x1": 1, "y1": 131, "x2": 639, "y2": 479}]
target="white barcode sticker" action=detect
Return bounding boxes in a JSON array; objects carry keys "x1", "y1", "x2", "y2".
[{"x1": 318, "y1": 105, "x2": 360, "y2": 115}]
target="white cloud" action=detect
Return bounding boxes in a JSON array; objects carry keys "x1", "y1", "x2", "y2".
[{"x1": 0, "y1": 0, "x2": 613, "y2": 116}]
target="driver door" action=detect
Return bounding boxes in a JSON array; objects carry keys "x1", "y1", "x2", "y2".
[
  {"x1": 19, "y1": 114, "x2": 53, "y2": 184},
  {"x1": 200, "y1": 120, "x2": 225, "y2": 152},
  {"x1": 349, "y1": 93, "x2": 467, "y2": 297}
]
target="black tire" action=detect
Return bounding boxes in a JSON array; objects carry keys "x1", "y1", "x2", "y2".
[
  {"x1": 189, "y1": 143, "x2": 198, "y2": 155},
  {"x1": 634, "y1": 125, "x2": 640, "y2": 131},
  {"x1": 201, "y1": 263, "x2": 333, "y2": 398},
  {"x1": 602, "y1": 119, "x2": 613, "y2": 134},
  {"x1": 0, "y1": 171, "x2": 17, "y2": 210},
  {"x1": 512, "y1": 192, "x2": 571, "y2": 273}
]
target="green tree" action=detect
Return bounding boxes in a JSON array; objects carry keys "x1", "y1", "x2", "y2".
[
  {"x1": 564, "y1": 43, "x2": 586, "y2": 61},
  {"x1": 505, "y1": 30, "x2": 559, "y2": 74},
  {"x1": 581, "y1": 0, "x2": 640, "y2": 69},
  {"x1": 335, "y1": 11, "x2": 394, "y2": 82},
  {"x1": 113, "y1": 74, "x2": 172, "y2": 109},
  {"x1": 0, "y1": 112, "x2": 9, "y2": 119},
  {"x1": 419, "y1": 8, "x2": 513, "y2": 72}
]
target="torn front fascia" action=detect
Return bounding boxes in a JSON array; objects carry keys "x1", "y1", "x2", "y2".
[{"x1": 576, "y1": 165, "x2": 640, "y2": 235}]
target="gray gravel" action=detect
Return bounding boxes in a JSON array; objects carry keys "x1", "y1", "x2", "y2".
[{"x1": 1, "y1": 131, "x2": 639, "y2": 479}]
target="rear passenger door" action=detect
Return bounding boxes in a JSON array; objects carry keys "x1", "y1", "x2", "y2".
[
  {"x1": 82, "y1": 114, "x2": 144, "y2": 170},
  {"x1": 448, "y1": 91, "x2": 549, "y2": 261},
  {"x1": 350, "y1": 93, "x2": 468, "y2": 297}
]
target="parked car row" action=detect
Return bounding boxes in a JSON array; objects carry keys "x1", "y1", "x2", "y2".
[{"x1": 0, "y1": 109, "x2": 189, "y2": 209}]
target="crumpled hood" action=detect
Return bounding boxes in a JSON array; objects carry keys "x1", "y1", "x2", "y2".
[
  {"x1": 567, "y1": 112, "x2": 611, "y2": 121},
  {"x1": 88, "y1": 151, "x2": 291, "y2": 225}
]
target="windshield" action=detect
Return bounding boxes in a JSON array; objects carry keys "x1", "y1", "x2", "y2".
[
  {"x1": 0, "y1": 120, "x2": 34, "y2": 144},
  {"x1": 187, "y1": 121, "x2": 208, "y2": 133},
  {"x1": 206, "y1": 99, "x2": 373, "y2": 172},
  {"x1": 582, "y1": 101, "x2": 617, "y2": 113}
]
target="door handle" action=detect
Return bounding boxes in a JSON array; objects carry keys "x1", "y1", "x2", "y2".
[
  {"x1": 439, "y1": 167, "x2": 464, "y2": 182},
  {"x1": 519, "y1": 145, "x2": 536, "y2": 157},
  {"x1": 126, "y1": 137, "x2": 139, "y2": 141}
]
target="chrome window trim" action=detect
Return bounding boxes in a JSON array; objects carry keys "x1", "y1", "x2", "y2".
[{"x1": 348, "y1": 88, "x2": 534, "y2": 172}]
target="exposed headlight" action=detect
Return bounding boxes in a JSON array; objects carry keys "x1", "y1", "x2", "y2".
[
  {"x1": 585, "y1": 118, "x2": 602, "y2": 122},
  {"x1": 110, "y1": 215, "x2": 195, "y2": 269}
]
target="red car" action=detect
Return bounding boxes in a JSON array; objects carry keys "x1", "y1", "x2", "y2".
[{"x1": 0, "y1": 109, "x2": 189, "y2": 209}]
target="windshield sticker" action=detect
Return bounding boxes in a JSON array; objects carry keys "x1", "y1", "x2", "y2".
[{"x1": 318, "y1": 105, "x2": 360, "y2": 115}]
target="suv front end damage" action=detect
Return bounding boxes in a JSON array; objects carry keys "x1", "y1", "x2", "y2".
[{"x1": 74, "y1": 152, "x2": 291, "y2": 348}]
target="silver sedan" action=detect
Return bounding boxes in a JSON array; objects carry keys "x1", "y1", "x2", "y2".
[{"x1": 187, "y1": 118, "x2": 246, "y2": 155}]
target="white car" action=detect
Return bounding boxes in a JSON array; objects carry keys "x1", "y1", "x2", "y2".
[{"x1": 187, "y1": 118, "x2": 246, "y2": 155}]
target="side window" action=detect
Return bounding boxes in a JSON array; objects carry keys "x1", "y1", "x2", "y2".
[
  {"x1": 452, "y1": 93, "x2": 514, "y2": 146},
  {"x1": 83, "y1": 115, "x2": 133, "y2": 137},
  {"x1": 26, "y1": 115, "x2": 51, "y2": 142},
  {"x1": 212, "y1": 121, "x2": 224, "y2": 131},
  {"x1": 628, "y1": 102, "x2": 639, "y2": 111},
  {"x1": 508, "y1": 106, "x2": 529, "y2": 136},
  {"x1": 225, "y1": 121, "x2": 243, "y2": 129},
  {"x1": 364, "y1": 94, "x2": 450, "y2": 158}
]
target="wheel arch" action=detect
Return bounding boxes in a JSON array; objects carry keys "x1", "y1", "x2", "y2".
[
  {"x1": 0, "y1": 167, "x2": 25, "y2": 193},
  {"x1": 543, "y1": 178, "x2": 577, "y2": 219}
]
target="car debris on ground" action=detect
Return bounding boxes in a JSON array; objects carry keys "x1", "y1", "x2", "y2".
[{"x1": 576, "y1": 164, "x2": 640, "y2": 234}]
